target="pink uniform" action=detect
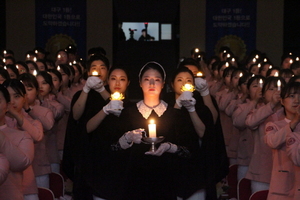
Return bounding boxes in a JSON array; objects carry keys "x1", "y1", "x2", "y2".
[
  {"x1": 41, "y1": 94, "x2": 64, "y2": 166},
  {"x1": 232, "y1": 100, "x2": 255, "y2": 166},
  {"x1": 70, "y1": 81, "x2": 85, "y2": 98},
  {"x1": 265, "y1": 119, "x2": 297, "y2": 199},
  {"x1": 0, "y1": 124, "x2": 34, "y2": 200},
  {"x1": 216, "y1": 89, "x2": 239, "y2": 159},
  {"x1": 208, "y1": 80, "x2": 223, "y2": 98},
  {"x1": 0, "y1": 153, "x2": 9, "y2": 185},
  {"x1": 245, "y1": 103, "x2": 284, "y2": 184},
  {"x1": 6, "y1": 110, "x2": 43, "y2": 195},
  {"x1": 29, "y1": 101, "x2": 54, "y2": 177},
  {"x1": 286, "y1": 128, "x2": 300, "y2": 199}
]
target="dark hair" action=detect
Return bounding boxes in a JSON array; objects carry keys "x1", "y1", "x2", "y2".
[
  {"x1": 16, "y1": 61, "x2": 29, "y2": 73},
  {"x1": 290, "y1": 61, "x2": 300, "y2": 70},
  {"x1": 0, "y1": 84, "x2": 10, "y2": 103},
  {"x1": 178, "y1": 57, "x2": 200, "y2": 71},
  {"x1": 259, "y1": 62, "x2": 273, "y2": 74},
  {"x1": 3, "y1": 56, "x2": 16, "y2": 64},
  {"x1": 88, "y1": 46, "x2": 106, "y2": 56},
  {"x1": 238, "y1": 71, "x2": 251, "y2": 86},
  {"x1": 280, "y1": 69, "x2": 294, "y2": 77},
  {"x1": 72, "y1": 63, "x2": 83, "y2": 75},
  {"x1": 86, "y1": 54, "x2": 110, "y2": 72},
  {"x1": 37, "y1": 71, "x2": 54, "y2": 89},
  {"x1": 58, "y1": 64, "x2": 72, "y2": 87},
  {"x1": 2, "y1": 79, "x2": 26, "y2": 97},
  {"x1": 171, "y1": 66, "x2": 194, "y2": 85},
  {"x1": 25, "y1": 60, "x2": 39, "y2": 71},
  {"x1": 231, "y1": 68, "x2": 247, "y2": 80},
  {"x1": 36, "y1": 59, "x2": 48, "y2": 71},
  {"x1": 281, "y1": 81, "x2": 300, "y2": 99},
  {"x1": 222, "y1": 66, "x2": 235, "y2": 79},
  {"x1": 55, "y1": 49, "x2": 68, "y2": 58},
  {"x1": 218, "y1": 61, "x2": 231, "y2": 72},
  {"x1": 48, "y1": 69, "x2": 62, "y2": 82},
  {"x1": 108, "y1": 67, "x2": 131, "y2": 82},
  {"x1": 247, "y1": 75, "x2": 266, "y2": 90},
  {"x1": 0, "y1": 68, "x2": 10, "y2": 80},
  {"x1": 207, "y1": 56, "x2": 221, "y2": 67},
  {"x1": 139, "y1": 61, "x2": 166, "y2": 81},
  {"x1": 262, "y1": 76, "x2": 286, "y2": 95},
  {"x1": 249, "y1": 64, "x2": 259, "y2": 73},
  {"x1": 19, "y1": 73, "x2": 39, "y2": 90},
  {"x1": 5, "y1": 64, "x2": 19, "y2": 78},
  {"x1": 45, "y1": 59, "x2": 55, "y2": 69}
]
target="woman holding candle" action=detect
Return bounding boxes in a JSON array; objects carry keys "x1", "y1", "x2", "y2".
[
  {"x1": 264, "y1": 81, "x2": 300, "y2": 199},
  {"x1": 63, "y1": 54, "x2": 110, "y2": 200},
  {"x1": 245, "y1": 76, "x2": 286, "y2": 194},
  {"x1": 84, "y1": 67, "x2": 132, "y2": 200},
  {"x1": 114, "y1": 61, "x2": 191, "y2": 200}
]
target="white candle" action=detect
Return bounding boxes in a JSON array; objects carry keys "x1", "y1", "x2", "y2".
[
  {"x1": 148, "y1": 119, "x2": 156, "y2": 138},
  {"x1": 277, "y1": 80, "x2": 281, "y2": 91},
  {"x1": 259, "y1": 79, "x2": 263, "y2": 88}
]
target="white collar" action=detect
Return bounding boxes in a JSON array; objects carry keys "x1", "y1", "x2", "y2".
[{"x1": 137, "y1": 100, "x2": 168, "y2": 119}]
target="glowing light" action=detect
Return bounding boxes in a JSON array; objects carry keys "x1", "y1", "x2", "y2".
[
  {"x1": 296, "y1": 57, "x2": 299, "y2": 61},
  {"x1": 255, "y1": 55, "x2": 259, "y2": 59},
  {"x1": 3, "y1": 50, "x2": 6, "y2": 55},
  {"x1": 33, "y1": 70, "x2": 37, "y2": 76},
  {"x1": 35, "y1": 50, "x2": 38, "y2": 54},
  {"x1": 196, "y1": 71, "x2": 203, "y2": 77},
  {"x1": 239, "y1": 73, "x2": 243, "y2": 77},
  {"x1": 27, "y1": 54, "x2": 30, "y2": 59},
  {"x1": 264, "y1": 58, "x2": 267, "y2": 62},
  {"x1": 225, "y1": 62, "x2": 229, "y2": 67},
  {"x1": 181, "y1": 83, "x2": 195, "y2": 92},
  {"x1": 92, "y1": 70, "x2": 99, "y2": 76},
  {"x1": 33, "y1": 57, "x2": 37, "y2": 62},
  {"x1": 259, "y1": 79, "x2": 263, "y2": 88},
  {"x1": 252, "y1": 58, "x2": 256, "y2": 63},
  {"x1": 57, "y1": 54, "x2": 61, "y2": 59},
  {"x1": 269, "y1": 65, "x2": 273, "y2": 69},
  {"x1": 110, "y1": 92, "x2": 124, "y2": 100},
  {"x1": 57, "y1": 66, "x2": 60, "y2": 71},
  {"x1": 289, "y1": 59, "x2": 293, "y2": 64},
  {"x1": 195, "y1": 48, "x2": 199, "y2": 53},
  {"x1": 258, "y1": 63, "x2": 261, "y2": 68},
  {"x1": 277, "y1": 80, "x2": 281, "y2": 91},
  {"x1": 232, "y1": 58, "x2": 235, "y2": 62},
  {"x1": 148, "y1": 119, "x2": 156, "y2": 138},
  {"x1": 274, "y1": 72, "x2": 279, "y2": 77}
]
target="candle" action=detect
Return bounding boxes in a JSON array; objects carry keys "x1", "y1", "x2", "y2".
[
  {"x1": 259, "y1": 79, "x2": 263, "y2": 88},
  {"x1": 258, "y1": 63, "x2": 261, "y2": 68},
  {"x1": 255, "y1": 54, "x2": 259, "y2": 59},
  {"x1": 92, "y1": 70, "x2": 99, "y2": 76},
  {"x1": 57, "y1": 66, "x2": 61, "y2": 71},
  {"x1": 239, "y1": 73, "x2": 243, "y2": 77},
  {"x1": 35, "y1": 50, "x2": 38, "y2": 54},
  {"x1": 110, "y1": 92, "x2": 124, "y2": 100},
  {"x1": 27, "y1": 54, "x2": 30, "y2": 59},
  {"x1": 33, "y1": 70, "x2": 37, "y2": 76},
  {"x1": 232, "y1": 58, "x2": 235, "y2": 62},
  {"x1": 148, "y1": 119, "x2": 156, "y2": 138},
  {"x1": 3, "y1": 50, "x2": 6, "y2": 55},
  {"x1": 227, "y1": 53, "x2": 230, "y2": 58},
  {"x1": 252, "y1": 58, "x2": 256, "y2": 63},
  {"x1": 289, "y1": 52, "x2": 292, "y2": 55},
  {"x1": 274, "y1": 72, "x2": 279, "y2": 77},
  {"x1": 269, "y1": 65, "x2": 273, "y2": 69},
  {"x1": 3, "y1": 66, "x2": 6, "y2": 70},
  {"x1": 264, "y1": 58, "x2": 267, "y2": 62},
  {"x1": 289, "y1": 59, "x2": 293, "y2": 64},
  {"x1": 196, "y1": 71, "x2": 203, "y2": 77},
  {"x1": 225, "y1": 62, "x2": 229, "y2": 67},
  {"x1": 195, "y1": 48, "x2": 199, "y2": 53},
  {"x1": 252, "y1": 74, "x2": 255, "y2": 77},
  {"x1": 277, "y1": 80, "x2": 281, "y2": 91},
  {"x1": 2, "y1": 58, "x2": 5, "y2": 63},
  {"x1": 223, "y1": 50, "x2": 227, "y2": 53},
  {"x1": 57, "y1": 54, "x2": 61, "y2": 59},
  {"x1": 296, "y1": 57, "x2": 299, "y2": 61},
  {"x1": 73, "y1": 60, "x2": 77, "y2": 64},
  {"x1": 181, "y1": 83, "x2": 195, "y2": 92},
  {"x1": 16, "y1": 65, "x2": 19, "y2": 69},
  {"x1": 33, "y1": 57, "x2": 37, "y2": 62}
]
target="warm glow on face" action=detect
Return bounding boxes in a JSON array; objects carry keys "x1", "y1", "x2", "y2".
[
  {"x1": 181, "y1": 83, "x2": 195, "y2": 92},
  {"x1": 110, "y1": 92, "x2": 124, "y2": 100}
]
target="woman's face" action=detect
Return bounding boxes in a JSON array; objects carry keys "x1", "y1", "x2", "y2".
[
  {"x1": 224, "y1": 71, "x2": 232, "y2": 87},
  {"x1": 59, "y1": 69, "x2": 69, "y2": 88},
  {"x1": 281, "y1": 90, "x2": 300, "y2": 116},
  {"x1": 7, "y1": 87, "x2": 25, "y2": 113},
  {"x1": 250, "y1": 65, "x2": 259, "y2": 75},
  {"x1": 260, "y1": 64, "x2": 270, "y2": 77},
  {"x1": 231, "y1": 73, "x2": 241, "y2": 89},
  {"x1": 27, "y1": 63, "x2": 36, "y2": 75},
  {"x1": 56, "y1": 51, "x2": 68, "y2": 65},
  {"x1": 185, "y1": 65, "x2": 198, "y2": 76},
  {"x1": 172, "y1": 72, "x2": 194, "y2": 97},
  {"x1": 140, "y1": 69, "x2": 164, "y2": 98},
  {"x1": 108, "y1": 69, "x2": 129, "y2": 94},
  {"x1": 36, "y1": 61, "x2": 46, "y2": 71},
  {"x1": 249, "y1": 79, "x2": 261, "y2": 100},
  {"x1": 24, "y1": 85, "x2": 38, "y2": 105},
  {"x1": 36, "y1": 75, "x2": 51, "y2": 98},
  {"x1": 49, "y1": 72, "x2": 61, "y2": 92},
  {"x1": 263, "y1": 82, "x2": 277, "y2": 103},
  {"x1": 6, "y1": 68, "x2": 17, "y2": 79},
  {"x1": 72, "y1": 65, "x2": 80, "y2": 83},
  {"x1": 282, "y1": 58, "x2": 292, "y2": 69},
  {"x1": 269, "y1": 69, "x2": 279, "y2": 77},
  {"x1": 16, "y1": 64, "x2": 27, "y2": 74},
  {"x1": 89, "y1": 60, "x2": 108, "y2": 83},
  {"x1": 219, "y1": 65, "x2": 227, "y2": 79}
]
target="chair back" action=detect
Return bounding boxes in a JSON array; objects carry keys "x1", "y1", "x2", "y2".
[
  {"x1": 38, "y1": 187, "x2": 55, "y2": 200},
  {"x1": 49, "y1": 172, "x2": 65, "y2": 198},
  {"x1": 237, "y1": 177, "x2": 251, "y2": 200},
  {"x1": 249, "y1": 190, "x2": 269, "y2": 200},
  {"x1": 227, "y1": 164, "x2": 238, "y2": 199}
]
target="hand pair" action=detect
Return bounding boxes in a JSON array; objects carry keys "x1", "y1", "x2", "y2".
[
  {"x1": 103, "y1": 100, "x2": 124, "y2": 117},
  {"x1": 176, "y1": 92, "x2": 196, "y2": 112},
  {"x1": 83, "y1": 76, "x2": 105, "y2": 93}
]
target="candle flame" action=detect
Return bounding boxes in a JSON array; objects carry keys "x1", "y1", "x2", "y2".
[
  {"x1": 73, "y1": 60, "x2": 77, "y2": 64},
  {"x1": 225, "y1": 62, "x2": 229, "y2": 67},
  {"x1": 110, "y1": 92, "x2": 124, "y2": 100},
  {"x1": 181, "y1": 83, "x2": 195, "y2": 92},
  {"x1": 57, "y1": 54, "x2": 61, "y2": 59},
  {"x1": 289, "y1": 52, "x2": 292, "y2": 55},
  {"x1": 252, "y1": 58, "x2": 256, "y2": 63},
  {"x1": 258, "y1": 63, "x2": 261, "y2": 68},
  {"x1": 269, "y1": 65, "x2": 273, "y2": 69},
  {"x1": 33, "y1": 70, "x2": 37, "y2": 76},
  {"x1": 296, "y1": 57, "x2": 299, "y2": 61},
  {"x1": 255, "y1": 55, "x2": 259, "y2": 59},
  {"x1": 196, "y1": 72, "x2": 203, "y2": 77},
  {"x1": 239, "y1": 73, "x2": 243, "y2": 77},
  {"x1": 92, "y1": 70, "x2": 99, "y2": 76},
  {"x1": 149, "y1": 119, "x2": 155, "y2": 124},
  {"x1": 57, "y1": 66, "x2": 61, "y2": 71},
  {"x1": 289, "y1": 59, "x2": 293, "y2": 64},
  {"x1": 33, "y1": 57, "x2": 37, "y2": 62},
  {"x1": 16, "y1": 65, "x2": 19, "y2": 69},
  {"x1": 232, "y1": 58, "x2": 235, "y2": 62},
  {"x1": 252, "y1": 74, "x2": 255, "y2": 77},
  {"x1": 2, "y1": 58, "x2": 5, "y2": 63},
  {"x1": 27, "y1": 54, "x2": 30, "y2": 59},
  {"x1": 3, "y1": 50, "x2": 6, "y2": 55},
  {"x1": 277, "y1": 80, "x2": 281, "y2": 87},
  {"x1": 274, "y1": 72, "x2": 279, "y2": 77},
  {"x1": 4, "y1": 66, "x2": 6, "y2": 70},
  {"x1": 195, "y1": 48, "x2": 199, "y2": 53},
  {"x1": 264, "y1": 58, "x2": 267, "y2": 62},
  {"x1": 35, "y1": 50, "x2": 38, "y2": 54},
  {"x1": 227, "y1": 54, "x2": 230, "y2": 58}
]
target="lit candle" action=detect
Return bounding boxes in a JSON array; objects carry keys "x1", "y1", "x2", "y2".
[
  {"x1": 264, "y1": 58, "x2": 267, "y2": 62},
  {"x1": 3, "y1": 66, "x2": 6, "y2": 70},
  {"x1": 35, "y1": 50, "x2": 38, "y2": 54},
  {"x1": 16, "y1": 65, "x2": 19, "y2": 69},
  {"x1": 57, "y1": 54, "x2": 61, "y2": 59},
  {"x1": 196, "y1": 71, "x2": 203, "y2": 77},
  {"x1": 258, "y1": 63, "x2": 261, "y2": 68},
  {"x1": 2, "y1": 58, "x2": 5, "y2": 63},
  {"x1": 73, "y1": 60, "x2": 77, "y2": 64},
  {"x1": 181, "y1": 83, "x2": 195, "y2": 92},
  {"x1": 274, "y1": 72, "x2": 279, "y2": 77},
  {"x1": 252, "y1": 74, "x2": 255, "y2": 77},
  {"x1": 289, "y1": 52, "x2": 293, "y2": 55},
  {"x1": 269, "y1": 65, "x2": 273, "y2": 69},
  {"x1": 33, "y1": 70, "x2": 37, "y2": 76},
  {"x1": 223, "y1": 50, "x2": 227, "y2": 53},
  {"x1": 69, "y1": 62, "x2": 72, "y2": 66},
  {"x1": 148, "y1": 119, "x2": 156, "y2": 138},
  {"x1": 33, "y1": 57, "x2": 37, "y2": 62},
  {"x1": 289, "y1": 59, "x2": 293, "y2": 64},
  {"x1": 227, "y1": 53, "x2": 230, "y2": 58},
  {"x1": 232, "y1": 58, "x2": 235, "y2": 62},
  {"x1": 3, "y1": 50, "x2": 6, "y2": 55},
  {"x1": 57, "y1": 66, "x2": 60, "y2": 71},
  {"x1": 296, "y1": 57, "x2": 299, "y2": 61},
  {"x1": 27, "y1": 54, "x2": 30, "y2": 59},
  {"x1": 92, "y1": 70, "x2": 99, "y2": 76},
  {"x1": 195, "y1": 48, "x2": 199, "y2": 53},
  {"x1": 239, "y1": 73, "x2": 243, "y2": 77},
  {"x1": 225, "y1": 62, "x2": 229, "y2": 67},
  {"x1": 255, "y1": 54, "x2": 259, "y2": 59},
  {"x1": 259, "y1": 79, "x2": 263, "y2": 88},
  {"x1": 277, "y1": 80, "x2": 281, "y2": 91},
  {"x1": 252, "y1": 58, "x2": 256, "y2": 63},
  {"x1": 110, "y1": 92, "x2": 124, "y2": 100}
]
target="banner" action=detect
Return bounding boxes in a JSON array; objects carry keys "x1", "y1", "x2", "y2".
[
  {"x1": 206, "y1": 0, "x2": 256, "y2": 61},
  {"x1": 35, "y1": 0, "x2": 86, "y2": 60}
]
